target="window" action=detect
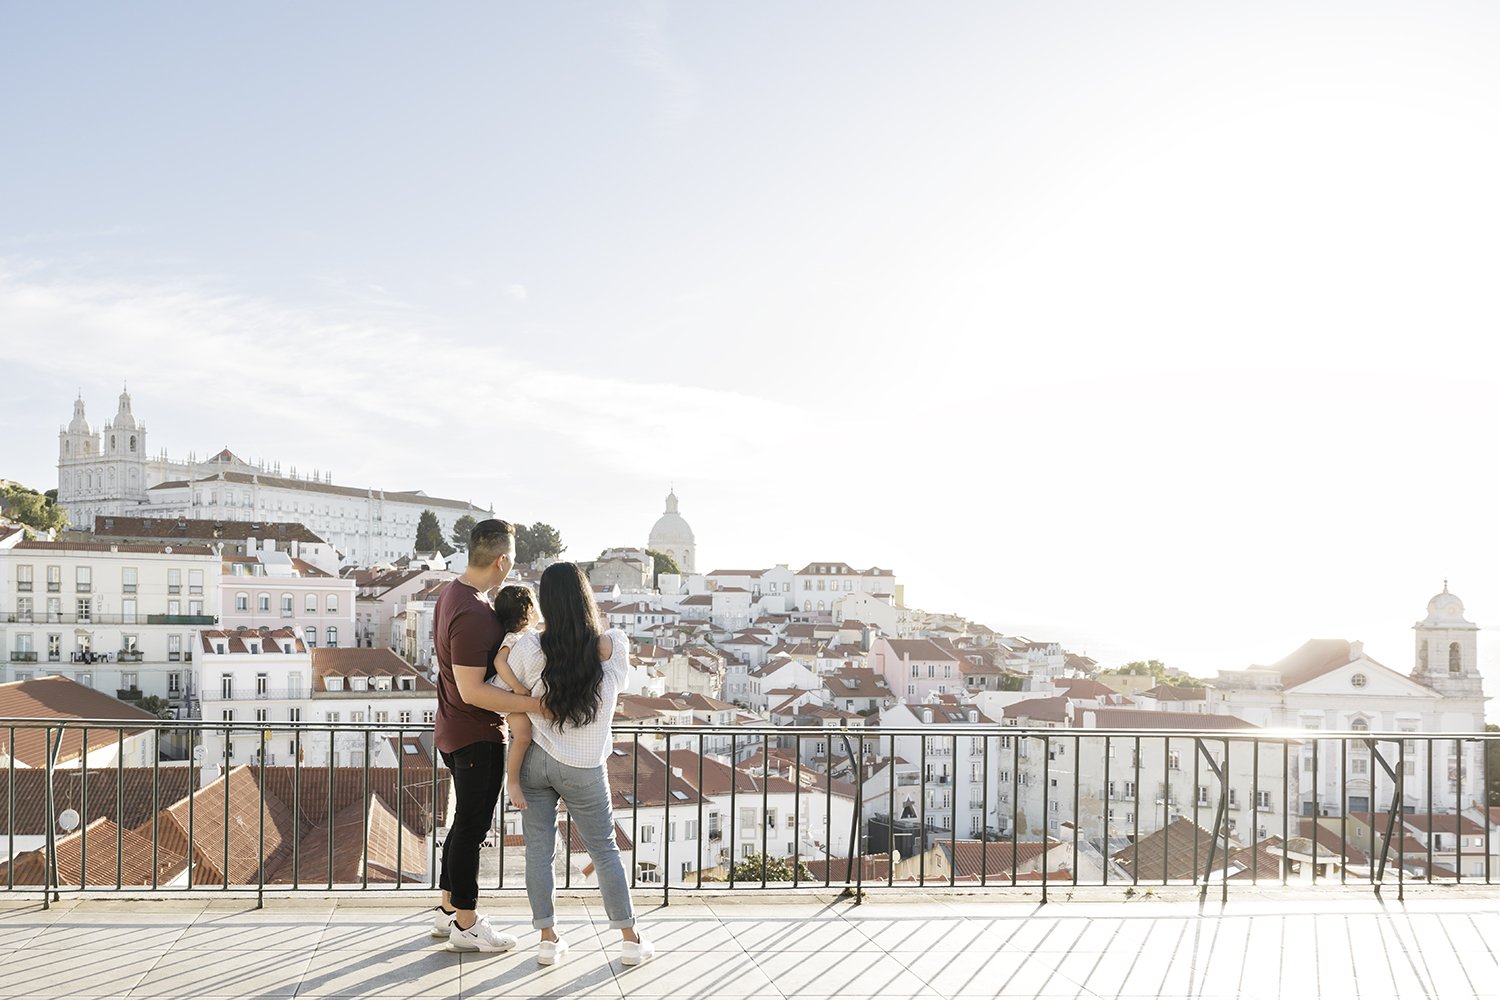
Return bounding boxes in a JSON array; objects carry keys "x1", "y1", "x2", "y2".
[
  {"x1": 305, "y1": 594, "x2": 318, "y2": 613},
  {"x1": 1124, "y1": 780, "x2": 1137, "y2": 798},
  {"x1": 326, "y1": 627, "x2": 338, "y2": 647},
  {"x1": 281, "y1": 594, "x2": 294, "y2": 617},
  {"x1": 168, "y1": 569, "x2": 181, "y2": 595},
  {"x1": 305, "y1": 626, "x2": 317, "y2": 648},
  {"x1": 399, "y1": 711, "x2": 411, "y2": 725},
  {"x1": 1256, "y1": 790, "x2": 1273, "y2": 810},
  {"x1": 189, "y1": 569, "x2": 204, "y2": 595},
  {"x1": 46, "y1": 566, "x2": 60, "y2": 592},
  {"x1": 1196, "y1": 786, "x2": 1209, "y2": 806},
  {"x1": 351, "y1": 711, "x2": 365, "y2": 723},
  {"x1": 1350, "y1": 673, "x2": 1367, "y2": 688},
  {"x1": 16, "y1": 565, "x2": 32, "y2": 591},
  {"x1": 374, "y1": 711, "x2": 389, "y2": 724},
  {"x1": 258, "y1": 594, "x2": 270, "y2": 612},
  {"x1": 1350, "y1": 718, "x2": 1369, "y2": 732},
  {"x1": 122, "y1": 567, "x2": 137, "y2": 594},
  {"x1": 168, "y1": 672, "x2": 181, "y2": 693},
  {"x1": 422, "y1": 710, "x2": 435, "y2": 724},
  {"x1": 76, "y1": 598, "x2": 92, "y2": 622},
  {"x1": 327, "y1": 594, "x2": 338, "y2": 613},
  {"x1": 255, "y1": 709, "x2": 267, "y2": 723},
  {"x1": 256, "y1": 673, "x2": 268, "y2": 695},
  {"x1": 236, "y1": 593, "x2": 249, "y2": 612},
  {"x1": 76, "y1": 566, "x2": 92, "y2": 593},
  {"x1": 1352, "y1": 758, "x2": 1368, "y2": 776},
  {"x1": 1448, "y1": 641, "x2": 1462, "y2": 673},
  {"x1": 221, "y1": 674, "x2": 234, "y2": 699},
  {"x1": 640, "y1": 825, "x2": 656, "y2": 844},
  {"x1": 1167, "y1": 750, "x2": 1181, "y2": 771}
]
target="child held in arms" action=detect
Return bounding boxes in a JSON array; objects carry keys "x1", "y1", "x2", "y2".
[{"x1": 488, "y1": 585, "x2": 540, "y2": 811}]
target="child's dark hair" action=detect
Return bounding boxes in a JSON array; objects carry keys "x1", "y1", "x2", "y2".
[{"x1": 493, "y1": 585, "x2": 537, "y2": 637}]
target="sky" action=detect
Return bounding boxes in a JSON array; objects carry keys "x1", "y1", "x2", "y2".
[{"x1": 3, "y1": 3, "x2": 1500, "y2": 712}]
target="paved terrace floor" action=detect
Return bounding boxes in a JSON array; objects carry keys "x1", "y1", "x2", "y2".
[{"x1": 0, "y1": 889, "x2": 1495, "y2": 999}]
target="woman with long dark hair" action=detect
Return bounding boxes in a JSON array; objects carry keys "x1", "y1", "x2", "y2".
[{"x1": 493, "y1": 562, "x2": 654, "y2": 967}]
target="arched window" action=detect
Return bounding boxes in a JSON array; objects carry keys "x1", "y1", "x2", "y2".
[
  {"x1": 1350, "y1": 717, "x2": 1369, "y2": 732},
  {"x1": 305, "y1": 594, "x2": 318, "y2": 613},
  {"x1": 1449, "y1": 641, "x2": 1462, "y2": 673},
  {"x1": 1418, "y1": 644, "x2": 1428, "y2": 672},
  {"x1": 326, "y1": 626, "x2": 338, "y2": 647},
  {"x1": 326, "y1": 594, "x2": 338, "y2": 613},
  {"x1": 129, "y1": 435, "x2": 136, "y2": 452},
  {"x1": 235, "y1": 592, "x2": 249, "y2": 612},
  {"x1": 110, "y1": 434, "x2": 116, "y2": 450},
  {"x1": 304, "y1": 626, "x2": 317, "y2": 648}
]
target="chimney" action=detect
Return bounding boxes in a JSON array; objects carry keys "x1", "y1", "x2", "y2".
[{"x1": 1349, "y1": 640, "x2": 1364, "y2": 661}]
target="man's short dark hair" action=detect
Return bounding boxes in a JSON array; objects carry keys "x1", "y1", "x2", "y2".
[{"x1": 469, "y1": 519, "x2": 516, "y2": 568}]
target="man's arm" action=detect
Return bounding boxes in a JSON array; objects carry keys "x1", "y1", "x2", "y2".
[{"x1": 453, "y1": 663, "x2": 542, "y2": 715}]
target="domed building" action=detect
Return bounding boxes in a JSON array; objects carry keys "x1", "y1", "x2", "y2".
[{"x1": 648, "y1": 490, "x2": 695, "y2": 575}]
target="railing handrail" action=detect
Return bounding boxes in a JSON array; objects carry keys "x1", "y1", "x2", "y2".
[{"x1": 0, "y1": 717, "x2": 1495, "y2": 740}]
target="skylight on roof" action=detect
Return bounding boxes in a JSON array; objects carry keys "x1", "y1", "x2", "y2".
[{"x1": 671, "y1": 789, "x2": 690, "y2": 800}]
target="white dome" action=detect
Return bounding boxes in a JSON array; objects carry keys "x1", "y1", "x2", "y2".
[
  {"x1": 67, "y1": 397, "x2": 90, "y2": 435},
  {"x1": 1420, "y1": 582, "x2": 1472, "y2": 626},
  {"x1": 111, "y1": 389, "x2": 137, "y2": 430},
  {"x1": 650, "y1": 490, "x2": 694, "y2": 547}
]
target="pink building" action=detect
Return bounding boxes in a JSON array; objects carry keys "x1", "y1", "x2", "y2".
[{"x1": 870, "y1": 637, "x2": 963, "y2": 701}]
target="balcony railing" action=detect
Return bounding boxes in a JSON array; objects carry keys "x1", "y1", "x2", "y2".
[
  {"x1": 9, "y1": 651, "x2": 38, "y2": 662},
  {"x1": 0, "y1": 720, "x2": 1493, "y2": 906}
]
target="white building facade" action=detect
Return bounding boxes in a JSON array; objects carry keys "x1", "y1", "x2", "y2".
[
  {"x1": 57, "y1": 390, "x2": 491, "y2": 566},
  {"x1": 0, "y1": 538, "x2": 220, "y2": 709}
]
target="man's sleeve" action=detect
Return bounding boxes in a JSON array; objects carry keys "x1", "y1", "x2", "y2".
[{"x1": 449, "y1": 604, "x2": 494, "y2": 668}]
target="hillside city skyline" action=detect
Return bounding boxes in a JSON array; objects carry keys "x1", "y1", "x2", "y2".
[{"x1": 5, "y1": 385, "x2": 1496, "y2": 723}]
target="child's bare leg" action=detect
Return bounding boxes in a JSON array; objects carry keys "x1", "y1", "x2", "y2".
[{"x1": 506, "y1": 713, "x2": 532, "y2": 811}]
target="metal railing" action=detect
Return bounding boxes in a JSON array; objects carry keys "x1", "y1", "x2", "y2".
[{"x1": 0, "y1": 719, "x2": 1493, "y2": 909}]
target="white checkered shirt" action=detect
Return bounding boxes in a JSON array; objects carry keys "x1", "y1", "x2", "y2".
[{"x1": 501, "y1": 627, "x2": 629, "y2": 767}]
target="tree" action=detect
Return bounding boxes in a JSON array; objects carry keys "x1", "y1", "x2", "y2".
[
  {"x1": 645, "y1": 548, "x2": 680, "y2": 588},
  {"x1": 414, "y1": 509, "x2": 454, "y2": 557},
  {"x1": 998, "y1": 672, "x2": 1026, "y2": 692},
  {"x1": 728, "y1": 852, "x2": 813, "y2": 883},
  {"x1": 0, "y1": 482, "x2": 69, "y2": 538},
  {"x1": 450, "y1": 514, "x2": 477, "y2": 551},
  {"x1": 1100, "y1": 659, "x2": 1207, "y2": 686},
  {"x1": 515, "y1": 522, "x2": 565, "y2": 565},
  {"x1": 134, "y1": 695, "x2": 174, "y2": 720}
]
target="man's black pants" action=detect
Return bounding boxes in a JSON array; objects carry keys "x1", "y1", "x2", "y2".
[{"x1": 439, "y1": 741, "x2": 504, "y2": 911}]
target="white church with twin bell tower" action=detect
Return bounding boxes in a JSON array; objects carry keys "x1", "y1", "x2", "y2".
[{"x1": 57, "y1": 388, "x2": 492, "y2": 567}]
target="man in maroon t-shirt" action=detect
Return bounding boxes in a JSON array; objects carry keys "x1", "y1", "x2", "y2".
[{"x1": 431, "y1": 518, "x2": 543, "y2": 952}]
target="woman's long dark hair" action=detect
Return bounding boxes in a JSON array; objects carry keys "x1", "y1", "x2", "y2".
[{"x1": 537, "y1": 562, "x2": 605, "y2": 729}]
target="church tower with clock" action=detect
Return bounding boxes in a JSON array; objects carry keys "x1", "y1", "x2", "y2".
[{"x1": 1411, "y1": 582, "x2": 1484, "y2": 699}]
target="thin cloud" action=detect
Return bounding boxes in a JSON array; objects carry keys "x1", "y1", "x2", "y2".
[
  {"x1": 623, "y1": 0, "x2": 703, "y2": 127},
  {"x1": 0, "y1": 261, "x2": 795, "y2": 491}
]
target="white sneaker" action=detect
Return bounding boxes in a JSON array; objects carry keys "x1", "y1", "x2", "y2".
[
  {"x1": 446, "y1": 915, "x2": 519, "y2": 953},
  {"x1": 537, "y1": 937, "x2": 570, "y2": 966},
  {"x1": 621, "y1": 938, "x2": 655, "y2": 966},
  {"x1": 431, "y1": 907, "x2": 458, "y2": 939}
]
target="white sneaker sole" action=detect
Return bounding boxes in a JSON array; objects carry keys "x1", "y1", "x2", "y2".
[
  {"x1": 446, "y1": 936, "x2": 517, "y2": 953},
  {"x1": 621, "y1": 953, "x2": 653, "y2": 966},
  {"x1": 538, "y1": 949, "x2": 568, "y2": 966},
  {"x1": 431, "y1": 925, "x2": 454, "y2": 939}
]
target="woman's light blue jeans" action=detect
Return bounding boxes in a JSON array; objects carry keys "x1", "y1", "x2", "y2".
[{"x1": 520, "y1": 744, "x2": 636, "y2": 930}]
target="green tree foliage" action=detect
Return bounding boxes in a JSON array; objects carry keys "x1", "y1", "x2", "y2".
[
  {"x1": 516, "y1": 522, "x2": 565, "y2": 565},
  {"x1": 728, "y1": 852, "x2": 813, "y2": 883},
  {"x1": 0, "y1": 482, "x2": 69, "y2": 537},
  {"x1": 414, "y1": 509, "x2": 454, "y2": 557},
  {"x1": 450, "y1": 514, "x2": 477, "y2": 551},
  {"x1": 134, "y1": 695, "x2": 174, "y2": 720},
  {"x1": 1100, "y1": 659, "x2": 1206, "y2": 686},
  {"x1": 998, "y1": 672, "x2": 1026, "y2": 692},
  {"x1": 645, "y1": 548, "x2": 681, "y2": 587}
]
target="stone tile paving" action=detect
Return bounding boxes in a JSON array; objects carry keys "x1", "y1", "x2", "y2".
[{"x1": 0, "y1": 890, "x2": 1492, "y2": 998}]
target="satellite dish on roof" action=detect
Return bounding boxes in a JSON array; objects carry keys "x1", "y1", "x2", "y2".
[
  {"x1": 58, "y1": 809, "x2": 80, "y2": 832},
  {"x1": 193, "y1": 745, "x2": 206, "y2": 762},
  {"x1": 163, "y1": 546, "x2": 172, "y2": 554}
]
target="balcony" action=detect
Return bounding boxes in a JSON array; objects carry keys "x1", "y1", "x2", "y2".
[
  {"x1": 0, "y1": 893, "x2": 1490, "y2": 999},
  {"x1": 9, "y1": 651, "x2": 37, "y2": 662},
  {"x1": 117, "y1": 650, "x2": 144, "y2": 662},
  {"x1": 2, "y1": 611, "x2": 218, "y2": 626},
  {"x1": 146, "y1": 614, "x2": 217, "y2": 625}
]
